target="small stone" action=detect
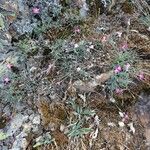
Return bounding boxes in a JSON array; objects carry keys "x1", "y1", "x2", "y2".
[
  {"x1": 29, "y1": 114, "x2": 34, "y2": 121},
  {"x1": 12, "y1": 137, "x2": 28, "y2": 150},
  {"x1": 6, "y1": 114, "x2": 28, "y2": 136},
  {"x1": 22, "y1": 123, "x2": 32, "y2": 133},
  {"x1": 60, "y1": 124, "x2": 65, "y2": 132},
  {"x1": 32, "y1": 115, "x2": 40, "y2": 125},
  {"x1": 86, "y1": 48, "x2": 90, "y2": 52},
  {"x1": 32, "y1": 124, "x2": 40, "y2": 133}
]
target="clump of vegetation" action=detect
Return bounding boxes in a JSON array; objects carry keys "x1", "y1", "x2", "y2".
[
  {"x1": 122, "y1": 0, "x2": 134, "y2": 14},
  {"x1": 67, "y1": 100, "x2": 95, "y2": 138},
  {"x1": 107, "y1": 50, "x2": 137, "y2": 94},
  {"x1": 50, "y1": 39, "x2": 91, "y2": 77},
  {"x1": 1, "y1": 0, "x2": 150, "y2": 149},
  {"x1": 33, "y1": 132, "x2": 54, "y2": 148},
  {"x1": 140, "y1": 15, "x2": 150, "y2": 27},
  {"x1": 16, "y1": 38, "x2": 38, "y2": 56}
]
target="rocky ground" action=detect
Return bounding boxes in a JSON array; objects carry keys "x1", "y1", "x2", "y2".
[{"x1": 0, "y1": 0, "x2": 150, "y2": 150}]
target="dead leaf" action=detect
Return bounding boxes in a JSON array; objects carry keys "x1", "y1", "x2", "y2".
[
  {"x1": 73, "y1": 80, "x2": 96, "y2": 92},
  {"x1": 73, "y1": 70, "x2": 113, "y2": 92},
  {"x1": 46, "y1": 63, "x2": 55, "y2": 75},
  {"x1": 95, "y1": 70, "x2": 113, "y2": 84},
  {"x1": 145, "y1": 128, "x2": 150, "y2": 145}
]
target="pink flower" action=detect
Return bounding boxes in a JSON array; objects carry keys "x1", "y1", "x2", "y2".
[
  {"x1": 114, "y1": 66, "x2": 122, "y2": 73},
  {"x1": 138, "y1": 72, "x2": 144, "y2": 80},
  {"x1": 7, "y1": 63, "x2": 13, "y2": 69},
  {"x1": 120, "y1": 42, "x2": 128, "y2": 50},
  {"x1": 3, "y1": 77, "x2": 10, "y2": 84},
  {"x1": 101, "y1": 36, "x2": 107, "y2": 43},
  {"x1": 74, "y1": 27, "x2": 80, "y2": 33},
  {"x1": 125, "y1": 63, "x2": 130, "y2": 71},
  {"x1": 122, "y1": 113, "x2": 129, "y2": 123},
  {"x1": 115, "y1": 88, "x2": 123, "y2": 94},
  {"x1": 32, "y1": 7, "x2": 40, "y2": 14}
]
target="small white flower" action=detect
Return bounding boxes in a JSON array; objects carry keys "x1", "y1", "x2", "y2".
[
  {"x1": 118, "y1": 121, "x2": 125, "y2": 127},
  {"x1": 74, "y1": 44, "x2": 79, "y2": 48},
  {"x1": 110, "y1": 97, "x2": 116, "y2": 103},
  {"x1": 119, "y1": 112, "x2": 124, "y2": 118},
  {"x1": 116, "y1": 32, "x2": 122, "y2": 38},
  {"x1": 76, "y1": 67, "x2": 81, "y2": 72},
  {"x1": 89, "y1": 45, "x2": 94, "y2": 49},
  {"x1": 86, "y1": 48, "x2": 90, "y2": 52}
]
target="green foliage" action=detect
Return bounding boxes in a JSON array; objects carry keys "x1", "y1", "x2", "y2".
[
  {"x1": 0, "y1": 70, "x2": 37, "y2": 102},
  {"x1": 16, "y1": 39, "x2": 38, "y2": 56},
  {"x1": 50, "y1": 39, "x2": 90, "y2": 75},
  {"x1": 107, "y1": 50, "x2": 137, "y2": 94},
  {"x1": 67, "y1": 100, "x2": 94, "y2": 138},
  {"x1": 107, "y1": 71, "x2": 132, "y2": 92},
  {"x1": 69, "y1": 100, "x2": 95, "y2": 118},
  {"x1": 140, "y1": 15, "x2": 150, "y2": 27},
  {"x1": 33, "y1": 3, "x2": 82, "y2": 36},
  {"x1": 63, "y1": 9, "x2": 82, "y2": 27},
  {"x1": 33, "y1": 132, "x2": 53, "y2": 148},
  {"x1": 112, "y1": 51, "x2": 136, "y2": 68},
  {"x1": 68, "y1": 120, "x2": 92, "y2": 138}
]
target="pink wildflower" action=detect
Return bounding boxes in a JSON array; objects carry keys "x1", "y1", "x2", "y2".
[
  {"x1": 138, "y1": 72, "x2": 144, "y2": 80},
  {"x1": 125, "y1": 63, "x2": 130, "y2": 71},
  {"x1": 101, "y1": 35, "x2": 107, "y2": 43},
  {"x1": 74, "y1": 27, "x2": 80, "y2": 33},
  {"x1": 3, "y1": 77, "x2": 10, "y2": 84},
  {"x1": 32, "y1": 7, "x2": 40, "y2": 14},
  {"x1": 115, "y1": 88, "x2": 123, "y2": 94},
  {"x1": 122, "y1": 113, "x2": 129, "y2": 123},
  {"x1": 114, "y1": 66, "x2": 122, "y2": 74},
  {"x1": 7, "y1": 63, "x2": 13, "y2": 69},
  {"x1": 120, "y1": 42, "x2": 128, "y2": 50}
]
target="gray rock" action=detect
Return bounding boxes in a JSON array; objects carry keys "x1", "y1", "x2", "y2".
[
  {"x1": 11, "y1": 137, "x2": 28, "y2": 150},
  {"x1": 0, "y1": 146, "x2": 8, "y2": 150},
  {"x1": 32, "y1": 124, "x2": 39, "y2": 133},
  {"x1": 6, "y1": 114, "x2": 28, "y2": 137},
  {"x1": 29, "y1": 114, "x2": 34, "y2": 121},
  {"x1": 32, "y1": 115, "x2": 41, "y2": 125},
  {"x1": 11, "y1": 122, "x2": 32, "y2": 150}
]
